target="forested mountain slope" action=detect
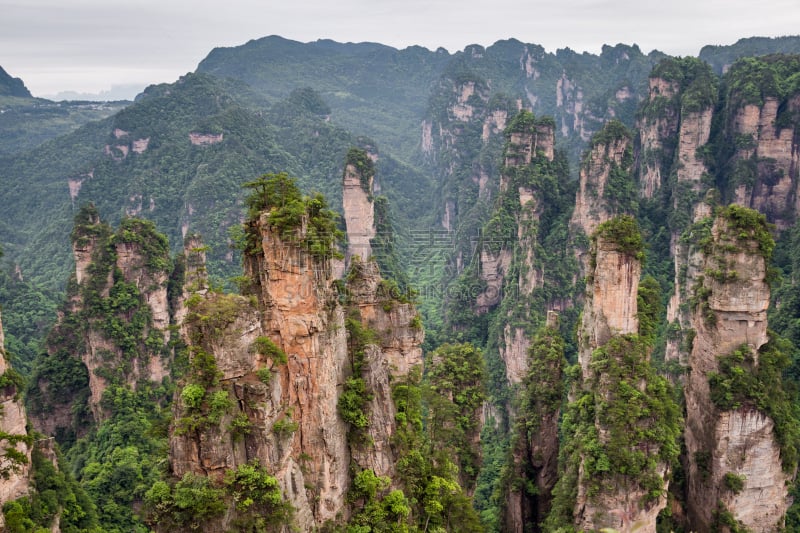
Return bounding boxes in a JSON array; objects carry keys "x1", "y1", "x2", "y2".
[{"x1": 2, "y1": 35, "x2": 800, "y2": 533}]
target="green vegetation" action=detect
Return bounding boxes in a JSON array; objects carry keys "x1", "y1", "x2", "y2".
[
  {"x1": 547, "y1": 334, "x2": 682, "y2": 528},
  {"x1": 252, "y1": 336, "x2": 288, "y2": 365},
  {"x1": 723, "y1": 472, "x2": 746, "y2": 494},
  {"x1": 726, "y1": 55, "x2": 800, "y2": 107},
  {"x1": 243, "y1": 172, "x2": 344, "y2": 259},
  {"x1": 3, "y1": 444, "x2": 99, "y2": 533},
  {"x1": 389, "y1": 368, "x2": 483, "y2": 533},
  {"x1": 6, "y1": 33, "x2": 800, "y2": 533},
  {"x1": 500, "y1": 325, "x2": 566, "y2": 528},
  {"x1": 708, "y1": 337, "x2": 800, "y2": 472},
  {"x1": 144, "y1": 472, "x2": 226, "y2": 530},
  {"x1": 716, "y1": 204, "x2": 775, "y2": 260},
  {"x1": 338, "y1": 312, "x2": 377, "y2": 435},
  {"x1": 223, "y1": 460, "x2": 293, "y2": 529},
  {"x1": 345, "y1": 147, "x2": 375, "y2": 193},
  {"x1": 425, "y1": 343, "x2": 487, "y2": 488},
  {"x1": 594, "y1": 215, "x2": 645, "y2": 259}
]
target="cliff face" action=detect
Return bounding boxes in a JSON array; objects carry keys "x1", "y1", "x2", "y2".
[
  {"x1": 570, "y1": 121, "x2": 636, "y2": 278},
  {"x1": 577, "y1": 233, "x2": 641, "y2": 377},
  {"x1": 0, "y1": 312, "x2": 32, "y2": 521},
  {"x1": 342, "y1": 149, "x2": 376, "y2": 263},
  {"x1": 570, "y1": 135, "x2": 630, "y2": 239},
  {"x1": 478, "y1": 113, "x2": 557, "y2": 384},
  {"x1": 683, "y1": 207, "x2": 791, "y2": 532},
  {"x1": 504, "y1": 312, "x2": 564, "y2": 533},
  {"x1": 29, "y1": 207, "x2": 177, "y2": 437},
  {"x1": 491, "y1": 112, "x2": 576, "y2": 531},
  {"x1": 421, "y1": 72, "x2": 518, "y2": 248},
  {"x1": 636, "y1": 76, "x2": 680, "y2": 199},
  {"x1": 166, "y1": 188, "x2": 422, "y2": 530},
  {"x1": 557, "y1": 217, "x2": 679, "y2": 533},
  {"x1": 727, "y1": 96, "x2": 800, "y2": 229}
]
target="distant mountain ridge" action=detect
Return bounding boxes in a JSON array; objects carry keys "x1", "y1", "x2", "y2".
[{"x1": 0, "y1": 66, "x2": 31, "y2": 98}]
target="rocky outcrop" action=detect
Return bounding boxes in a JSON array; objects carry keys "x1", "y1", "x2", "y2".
[
  {"x1": 342, "y1": 149, "x2": 376, "y2": 263},
  {"x1": 577, "y1": 230, "x2": 641, "y2": 377},
  {"x1": 482, "y1": 112, "x2": 556, "y2": 382},
  {"x1": 565, "y1": 217, "x2": 678, "y2": 533},
  {"x1": 166, "y1": 183, "x2": 423, "y2": 530},
  {"x1": 504, "y1": 312, "x2": 564, "y2": 533},
  {"x1": 727, "y1": 97, "x2": 800, "y2": 229},
  {"x1": 683, "y1": 207, "x2": 791, "y2": 532},
  {"x1": 189, "y1": 132, "x2": 224, "y2": 146},
  {"x1": 0, "y1": 312, "x2": 32, "y2": 516},
  {"x1": 475, "y1": 248, "x2": 512, "y2": 314},
  {"x1": 556, "y1": 73, "x2": 589, "y2": 140},
  {"x1": 570, "y1": 121, "x2": 634, "y2": 271},
  {"x1": 30, "y1": 207, "x2": 178, "y2": 435}
]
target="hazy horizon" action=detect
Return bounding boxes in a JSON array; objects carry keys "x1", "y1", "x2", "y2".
[{"x1": 2, "y1": 0, "x2": 800, "y2": 99}]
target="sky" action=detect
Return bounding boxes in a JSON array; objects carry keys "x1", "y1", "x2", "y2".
[{"x1": 2, "y1": 0, "x2": 800, "y2": 99}]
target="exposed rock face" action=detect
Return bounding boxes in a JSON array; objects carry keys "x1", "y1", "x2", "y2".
[
  {"x1": 480, "y1": 114, "x2": 557, "y2": 384},
  {"x1": 675, "y1": 107, "x2": 713, "y2": 195},
  {"x1": 570, "y1": 125, "x2": 632, "y2": 245},
  {"x1": 0, "y1": 311, "x2": 32, "y2": 512},
  {"x1": 342, "y1": 159, "x2": 375, "y2": 263},
  {"x1": 727, "y1": 97, "x2": 800, "y2": 229},
  {"x1": 577, "y1": 235, "x2": 641, "y2": 377},
  {"x1": 504, "y1": 313, "x2": 564, "y2": 533},
  {"x1": 189, "y1": 132, "x2": 224, "y2": 145},
  {"x1": 167, "y1": 211, "x2": 423, "y2": 531},
  {"x1": 556, "y1": 73, "x2": 588, "y2": 140},
  {"x1": 30, "y1": 209, "x2": 177, "y2": 435},
  {"x1": 495, "y1": 116, "x2": 568, "y2": 531},
  {"x1": 635, "y1": 62, "x2": 719, "y2": 368},
  {"x1": 475, "y1": 248, "x2": 512, "y2": 314},
  {"x1": 421, "y1": 72, "x2": 516, "y2": 240},
  {"x1": 568, "y1": 220, "x2": 675, "y2": 533},
  {"x1": 683, "y1": 210, "x2": 790, "y2": 532},
  {"x1": 347, "y1": 259, "x2": 423, "y2": 379}
]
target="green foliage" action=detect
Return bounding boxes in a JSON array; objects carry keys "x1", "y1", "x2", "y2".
[
  {"x1": 519, "y1": 326, "x2": 566, "y2": 430},
  {"x1": 716, "y1": 204, "x2": 775, "y2": 260},
  {"x1": 370, "y1": 195, "x2": 412, "y2": 296},
  {"x1": 637, "y1": 275, "x2": 662, "y2": 344},
  {"x1": 712, "y1": 502, "x2": 750, "y2": 533},
  {"x1": 3, "y1": 444, "x2": 99, "y2": 533},
  {"x1": 548, "y1": 335, "x2": 682, "y2": 527},
  {"x1": 343, "y1": 469, "x2": 410, "y2": 533},
  {"x1": 111, "y1": 218, "x2": 172, "y2": 273},
  {"x1": 224, "y1": 459, "x2": 293, "y2": 528},
  {"x1": 594, "y1": 215, "x2": 645, "y2": 259},
  {"x1": 725, "y1": 54, "x2": 800, "y2": 107},
  {"x1": 499, "y1": 325, "x2": 565, "y2": 527},
  {"x1": 252, "y1": 336, "x2": 288, "y2": 365},
  {"x1": 180, "y1": 383, "x2": 205, "y2": 409},
  {"x1": 587, "y1": 118, "x2": 630, "y2": 150},
  {"x1": 339, "y1": 376, "x2": 370, "y2": 429},
  {"x1": 242, "y1": 172, "x2": 344, "y2": 259},
  {"x1": 272, "y1": 415, "x2": 300, "y2": 436},
  {"x1": 345, "y1": 147, "x2": 375, "y2": 193},
  {"x1": 64, "y1": 383, "x2": 172, "y2": 532},
  {"x1": 385, "y1": 368, "x2": 483, "y2": 533},
  {"x1": 723, "y1": 472, "x2": 746, "y2": 494},
  {"x1": 256, "y1": 367, "x2": 275, "y2": 385},
  {"x1": 708, "y1": 336, "x2": 800, "y2": 472},
  {"x1": 338, "y1": 314, "x2": 377, "y2": 433},
  {"x1": 425, "y1": 343, "x2": 486, "y2": 489},
  {"x1": 144, "y1": 472, "x2": 226, "y2": 530}
]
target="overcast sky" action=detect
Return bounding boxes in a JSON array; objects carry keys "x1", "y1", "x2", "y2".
[{"x1": 2, "y1": 0, "x2": 799, "y2": 99}]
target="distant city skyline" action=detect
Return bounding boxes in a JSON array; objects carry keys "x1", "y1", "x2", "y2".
[{"x1": 2, "y1": 0, "x2": 799, "y2": 99}]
